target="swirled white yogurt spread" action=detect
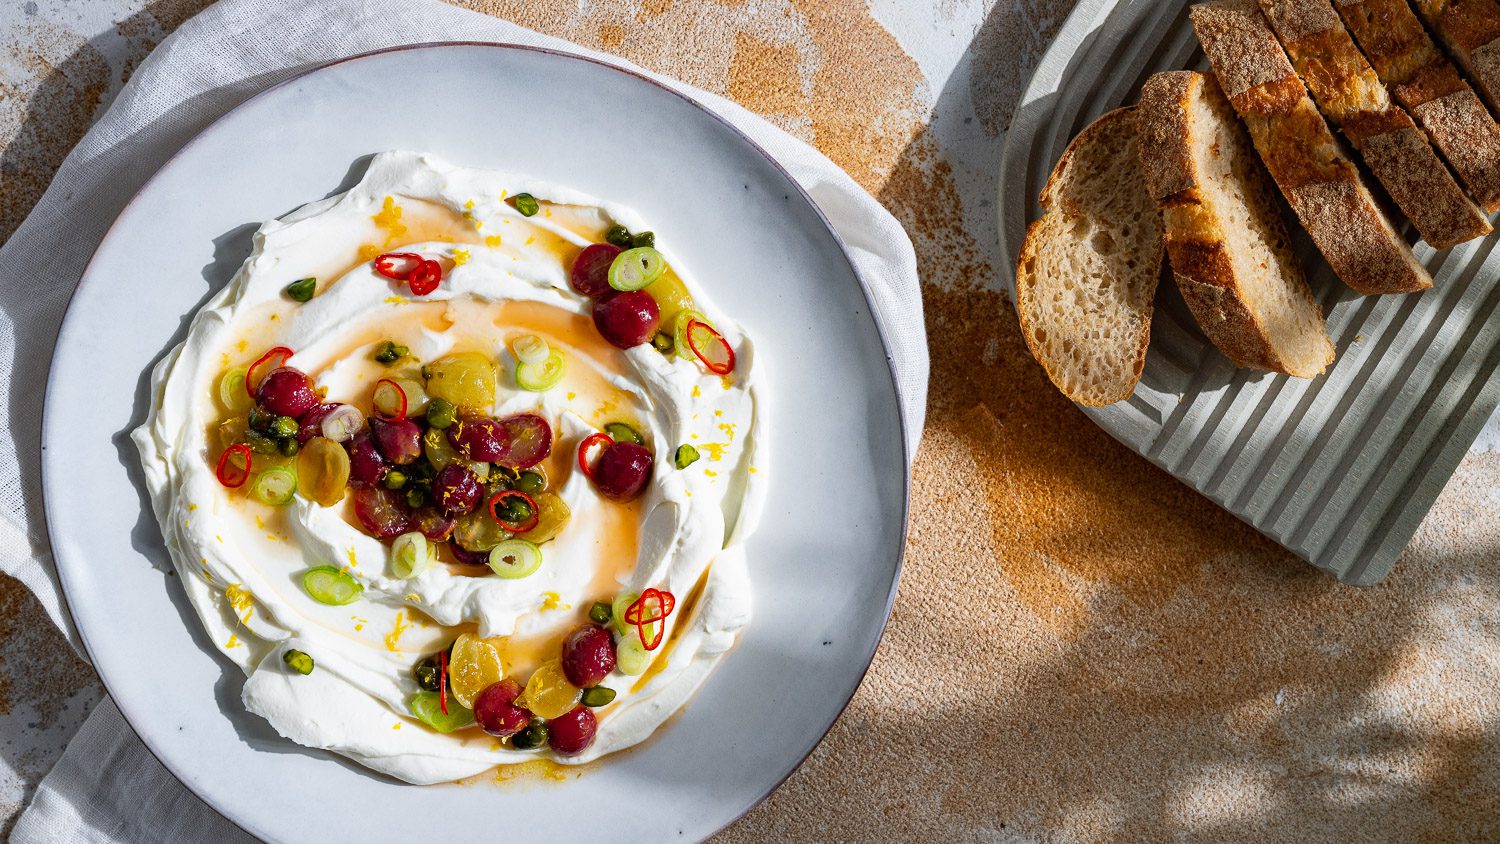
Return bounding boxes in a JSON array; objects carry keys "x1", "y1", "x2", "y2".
[{"x1": 132, "y1": 151, "x2": 766, "y2": 784}]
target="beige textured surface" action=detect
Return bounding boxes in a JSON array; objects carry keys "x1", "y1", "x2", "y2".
[{"x1": 2, "y1": 0, "x2": 1499, "y2": 840}]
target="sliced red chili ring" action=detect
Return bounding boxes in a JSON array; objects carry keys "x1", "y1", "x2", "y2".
[
  {"x1": 373, "y1": 252, "x2": 424, "y2": 281},
  {"x1": 685, "y1": 319, "x2": 735, "y2": 375},
  {"x1": 438, "y1": 650, "x2": 450, "y2": 716},
  {"x1": 215, "y1": 443, "x2": 253, "y2": 488},
  {"x1": 625, "y1": 588, "x2": 676, "y2": 650},
  {"x1": 624, "y1": 588, "x2": 676, "y2": 625},
  {"x1": 576, "y1": 432, "x2": 613, "y2": 479},
  {"x1": 244, "y1": 346, "x2": 293, "y2": 397},
  {"x1": 407, "y1": 259, "x2": 443, "y2": 296},
  {"x1": 487, "y1": 490, "x2": 540, "y2": 533},
  {"x1": 372, "y1": 378, "x2": 408, "y2": 420}
]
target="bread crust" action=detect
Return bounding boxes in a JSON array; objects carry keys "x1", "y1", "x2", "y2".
[
  {"x1": 1139, "y1": 71, "x2": 1334, "y2": 376},
  {"x1": 1332, "y1": 0, "x2": 1500, "y2": 211},
  {"x1": 1191, "y1": 0, "x2": 1431, "y2": 294},
  {"x1": 1411, "y1": 0, "x2": 1500, "y2": 114},
  {"x1": 1016, "y1": 107, "x2": 1162, "y2": 406},
  {"x1": 1259, "y1": 0, "x2": 1490, "y2": 248}
]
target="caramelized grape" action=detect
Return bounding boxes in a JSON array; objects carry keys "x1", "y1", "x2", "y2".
[
  {"x1": 433, "y1": 463, "x2": 481, "y2": 515},
  {"x1": 370, "y1": 417, "x2": 422, "y2": 465},
  {"x1": 592, "y1": 291, "x2": 660, "y2": 349},
  {"x1": 297, "y1": 403, "x2": 336, "y2": 444},
  {"x1": 422, "y1": 427, "x2": 460, "y2": 469},
  {"x1": 547, "y1": 706, "x2": 597, "y2": 756},
  {"x1": 473, "y1": 678, "x2": 531, "y2": 738},
  {"x1": 646, "y1": 270, "x2": 694, "y2": 333},
  {"x1": 497, "y1": 413, "x2": 552, "y2": 469},
  {"x1": 448, "y1": 415, "x2": 510, "y2": 462},
  {"x1": 521, "y1": 660, "x2": 582, "y2": 720},
  {"x1": 346, "y1": 431, "x2": 389, "y2": 486},
  {"x1": 526, "y1": 492, "x2": 571, "y2": 544},
  {"x1": 560, "y1": 624, "x2": 616, "y2": 688},
  {"x1": 353, "y1": 485, "x2": 411, "y2": 539},
  {"x1": 449, "y1": 633, "x2": 505, "y2": 708},
  {"x1": 569, "y1": 243, "x2": 622, "y2": 297},
  {"x1": 424, "y1": 352, "x2": 496, "y2": 410},
  {"x1": 452, "y1": 507, "x2": 508, "y2": 553},
  {"x1": 256, "y1": 367, "x2": 317, "y2": 418},
  {"x1": 297, "y1": 437, "x2": 350, "y2": 506},
  {"x1": 592, "y1": 442, "x2": 653, "y2": 502},
  {"x1": 450, "y1": 543, "x2": 491, "y2": 565},
  {"x1": 411, "y1": 506, "x2": 456, "y2": 542}
]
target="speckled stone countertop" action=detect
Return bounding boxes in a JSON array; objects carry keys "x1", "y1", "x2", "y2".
[{"x1": 3, "y1": 0, "x2": 1498, "y2": 839}]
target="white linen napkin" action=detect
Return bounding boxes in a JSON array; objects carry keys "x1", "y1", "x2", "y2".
[{"x1": 2, "y1": 0, "x2": 927, "y2": 839}]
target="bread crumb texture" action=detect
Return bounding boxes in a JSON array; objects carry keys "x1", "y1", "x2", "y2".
[{"x1": 4, "y1": 1, "x2": 1499, "y2": 840}]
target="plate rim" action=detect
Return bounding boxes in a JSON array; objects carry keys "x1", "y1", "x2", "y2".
[{"x1": 41, "y1": 40, "x2": 912, "y2": 841}]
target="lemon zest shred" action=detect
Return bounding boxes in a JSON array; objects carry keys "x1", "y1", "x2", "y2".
[
  {"x1": 373, "y1": 195, "x2": 407, "y2": 246},
  {"x1": 484, "y1": 235, "x2": 502, "y2": 248},
  {"x1": 541, "y1": 592, "x2": 571, "y2": 611},
  {"x1": 452, "y1": 248, "x2": 470, "y2": 266},
  {"x1": 384, "y1": 610, "x2": 410, "y2": 652},
  {"x1": 225, "y1": 583, "x2": 254, "y2": 616}
]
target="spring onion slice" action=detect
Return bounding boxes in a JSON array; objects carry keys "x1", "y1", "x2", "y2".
[
  {"x1": 320, "y1": 404, "x2": 364, "y2": 442},
  {"x1": 673, "y1": 309, "x2": 707, "y2": 360},
  {"x1": 615, "y1": 635, "x2": 651, "y2": 676},
  {"x1": 219, "y1": 367, "x2": 251, "y2": 413},
  {"x1": 391, "y1": 531, "x2": 436, "y2": 579},
  {"x1": 251, "y1": 466, "x2": 297, "y2": 506},
  {"x1": 515, "y1": 350, "x2": 566, "y2": 392},
  {"x1": 409, "y1": 692, "x2": 474, "y2": 733},
  {"x1": 302, "y1": 565, "x2": 364, "y2": 606},
  {"x1": 611, "y1": 591, "x2": 640, "y2": 637},
  {"x1": 607, "y1": 247, "x2": 666, "y2": 291},
  {"x1": 512, "y1": 334, "x2": 550, "y2": 367},
  {"x1": 488, "y1": 539, "x2": 543, "y2": 579}
]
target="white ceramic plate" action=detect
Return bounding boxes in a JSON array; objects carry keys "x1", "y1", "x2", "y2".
[{"x1": 43, "y1": 44, "x2": 907, "y2": 842}]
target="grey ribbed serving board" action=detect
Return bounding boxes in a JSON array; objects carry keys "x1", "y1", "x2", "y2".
[{"x1": 998, "y1": 0, "x2": 1500, "y2": 585}]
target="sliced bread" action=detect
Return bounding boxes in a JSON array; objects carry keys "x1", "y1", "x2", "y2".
[
  {"x1": 1016, "y1": 107, "x2": 1164, "y2": 406},
  {"x1": 1190, "y1": 0, "x2": 1432, "y2": 295},
  {"x1": 1138, "y1": 71, "x2": 1336, "y2": 377},
  {"x1": 1410, "y1": 0, "x2": 1500, "y2": 114},
  {"x1": 1258, "y1": 0, "x2": 1491, "y2": 248},
  {"x1": 1334, "y1": 0, "x2": 1500, "y2": 212}
]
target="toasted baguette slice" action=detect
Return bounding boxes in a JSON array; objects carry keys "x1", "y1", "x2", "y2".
[
  {"x1": 1016, "y1": 107, "x2": 1164, "y2": 406},
  {"x1": 1190, "y1": 1, "x2": 1431, "y2": 295},
  {"x1": 1139, "y1": 71, "x2": 1336, "y2": 377},
  {"x1": 1411, "y1": 0, "x2": 1500, "y2": 114},
  {"x1": 1258, "y1": 0, "x2": 1490, "y2": 248},
  {"x1": 1333, "y1": 0, "x2": 1500, "y2": 212}
]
